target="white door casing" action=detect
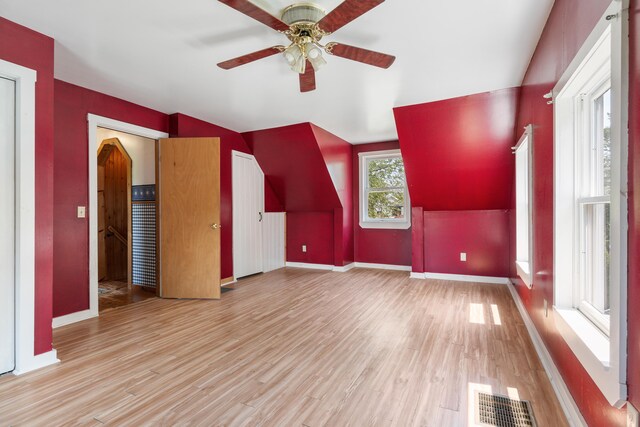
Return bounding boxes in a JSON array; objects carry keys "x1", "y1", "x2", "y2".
[
  {"x1": 52, "y1": 115, "x2": 168, "y2": 328},
  {"x1": 232, "y1": 151, "x2": 264, "y2": 279},
  {"x1": 0, "y1": 58, "x2": 57, "y2": 374},
  {"x1": 0, "y1": 76, "x2": 16, "y2": 374}
]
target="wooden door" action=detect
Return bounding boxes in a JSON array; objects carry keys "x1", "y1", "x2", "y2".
[
  {"x1": 97, "y1": 138, "x2": 132, "y2": 283},
  {"x1": 157, "y1": 138, "x2": 221, "y2": 299}
]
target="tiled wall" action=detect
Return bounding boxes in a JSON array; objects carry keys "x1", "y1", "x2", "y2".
[{"x1": 132, "y1": 185, "x2": 156, "y2": 287}]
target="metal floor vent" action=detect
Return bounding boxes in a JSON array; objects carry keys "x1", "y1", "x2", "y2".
[{"x1": 475, "y1": 391, "x2": 537, "y2": 427}]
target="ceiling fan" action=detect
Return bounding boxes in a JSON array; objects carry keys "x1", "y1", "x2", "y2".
[{"x1": 216, "y1": 0, "x2": 396, "y2": 92}]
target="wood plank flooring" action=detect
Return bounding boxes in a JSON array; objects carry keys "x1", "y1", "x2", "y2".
[{"x1": 0, "y1": 268, "x2": 567, "y2": 426}]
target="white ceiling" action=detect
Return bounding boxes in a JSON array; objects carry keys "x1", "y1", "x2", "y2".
[{"x1": 0, "y1": 0, "x2": 554, "y2": 143}]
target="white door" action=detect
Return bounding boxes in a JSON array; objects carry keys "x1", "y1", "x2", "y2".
[
  {"x1": 232, "y1": 152, "x2": 264, "y2": 279},
  {"x1": 0, "y1": 77, "x2": 16, "y2": 374}
]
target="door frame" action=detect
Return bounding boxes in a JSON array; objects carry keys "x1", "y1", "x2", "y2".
[
  {"x1": 232, "y1": 150, "x2": 265, "y2": 279},
  {"x1": 54, "y1": 115, "x2": 168, "y2": 327},
  {"x1": 0, "y1": 59, "x2": 58, "y2": 374}
]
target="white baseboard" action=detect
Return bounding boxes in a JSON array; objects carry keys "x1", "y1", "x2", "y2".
[
  {"x1": 13, "y1": 349, "x2": 59, "y2": 375},
  {"x1": 354, "y1": 262, "x2": 411, "y2": 271},
  {"x1": 221, "y1": 279, "x2": 237, "y2": 287},
  {"x1": 52, "y1": 309, "x2": 98, "y2": 328},
  {"x1": 286, "y1": 262, "x2": 335, "y2": 271},
  {"x1": 410, "y1": 272, "x2": 426, "y2": 279},
  {"x1": 421, "y1": 272, "x2": 510, "y2": 284},
  {"x1": 506, "y1": 282, "x2": 586, "y2": 426},
  {"x1": 333, "y1": 263, "x2": 355, "y2": 272}
]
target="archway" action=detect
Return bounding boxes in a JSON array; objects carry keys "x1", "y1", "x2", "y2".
[{"x1": 97, "y1": 137, "x2": 132, "y2": 290}]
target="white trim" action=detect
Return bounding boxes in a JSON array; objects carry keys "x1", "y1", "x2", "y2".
[
  {"x1": 221, "y1": 279, "x2": 237, "y2": 287},
  {"x1": 333, "y1": 263, "x2": 355, "y2": 272},
  {"x1": 52, "y1": 309, "x2": 96, "y2": 329},
  {"x1": 87, "y1": 114, "x2": 168, "y2": 324},
  {"x1": 423, "y1": 272, "x2": 510, "y2": 284},
  {"x1": 506, "y1": 283, "x2": 587, "y2": 426},
  {"x1": 285, "y1": 262, "x2": 335, "y2": 271},
  {"x1": 514, "y1": 124, "x2": 534, "y2": 289},
  {"x1": 410, "y1": 272, "x2": 426, "y2": 279},
  {"x1": 358, "y1": 149, "x2": 411, "y2": 230},
  {"x1": 552, "y1": 1, "x2": 628, "y2": 406},
  {"x1": 11, "y1": 349, "x2": 59, "y2": 376},
  {"x1": 0, "y1": 59, "x2": 59, "y2": 374},
  {"x1": 353, "y1": 262, "x2": 411, "y2": 271}
]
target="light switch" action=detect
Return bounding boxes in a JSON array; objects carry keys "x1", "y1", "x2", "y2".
[
  {"x1": 77, "y1": 206, "x2": 86, "y2": 218},
  {"x1": 302, "y1": 245, "x2": 307, "y2": 253},
  {"x1": 460, "y1": 252, "x2": 467, "y2": 262}
]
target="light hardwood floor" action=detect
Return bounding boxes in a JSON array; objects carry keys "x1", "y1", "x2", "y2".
[{"x1": 0, "y1": 268, "x2": 567, "y2": 426}]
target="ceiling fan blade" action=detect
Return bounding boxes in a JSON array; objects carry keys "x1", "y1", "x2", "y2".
[
  {"x1": 299, "y1": 61, "x2": 316, "y2": 92},
  {"x1": 317, "y1": 0, "x2": 385, "y2": 34},
  {"x1": 218, "y1": 0, "x2": 290, "y2": 32},
  {"x1": 217, "y1": 46, "x2": 284, "y2": 70},
  {"x1": 326, "y1": 43, "x2": 395, "y2": 69}
]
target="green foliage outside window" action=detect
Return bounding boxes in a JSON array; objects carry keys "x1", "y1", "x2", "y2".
[{"x1": 367, "y1": 157, "x2": 406, "y2": 219}]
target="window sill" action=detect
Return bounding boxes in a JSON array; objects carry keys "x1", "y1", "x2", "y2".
[
  {"x1": 515, "y1": 260, "x2": 532, "y2": 288},
  {"x1": 553, "y1": 307, "x2": 626, "y2": 407},
  {"x1": 359, "y1": 221, "x2": 411, "y2": 230}
]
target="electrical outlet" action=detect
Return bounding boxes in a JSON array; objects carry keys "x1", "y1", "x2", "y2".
[
  {"x1": 544, "y1": 299, "x2": 548, "y2": 317},
  {"x1": 77, "y1": 206, "x2": 86, "y2": 218},
  {"x1": 460, "y1": 252, "x2": 466, "y2": 262},
  {"x1": 628, "y1": 403, "x2": 639, "y2": 427},
  {"x1": 302, "y1": 245, "x2": 307, "y2": 253}
]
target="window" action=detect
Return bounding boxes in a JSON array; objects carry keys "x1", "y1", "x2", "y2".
[
  {"x1": 358, "y1": 149, "x2": 410, "y2": 229},
  {"x1": 514, "y1": 125, "x2": 534, "y2": 288},
  {"x1": 553, "y1": 1, "x2": 627, "y2": 407}
]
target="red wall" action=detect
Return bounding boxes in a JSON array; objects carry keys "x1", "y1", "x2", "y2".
[
  {"x1": 0, "y1": 18, "x2": 55, "y2": 355},
  {"x1": 244, "y1": 123, "x2": 342, "y2": 212},
  {"x1": 168, "y1": 113, "x2": 254, "y2": 280},
  {"x1": 310, "y1": 124, "x2": 353, "y2": 266},
  {"x1": 352, "y1": 142, "x2": 412, "y2": 266},
  {"x1": 393, "y1": 87, "x2": 519, "y2": 211},
  {"x1": 424, "y1": 210, "x2": 509, "y2": 277},
  {"x1": 53, "y1": 80, "x2": 169, "y2": 317},
  {"x1": 244, "y1": 123, "x2": 350, "y2": 266},
  {"x1": 286, "y1": 212, "x2": 334, "y2": 265},
  {"x1": 511, "y1": 0, "x2": 627, "y2": 424},
  {"x1": 393, "y1": 88, "x2": 519, "y2": 276},
  {"x1": 627, "y1": 0, "x2": 640, "y2": 413}
]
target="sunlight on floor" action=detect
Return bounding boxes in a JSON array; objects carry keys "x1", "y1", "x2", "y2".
[
  {"x1": 470, "y1": 303, "x2": 485, "y2": 324},
  {"x1": 491, "y1": 304, "x2": 502, "y2": 325}
]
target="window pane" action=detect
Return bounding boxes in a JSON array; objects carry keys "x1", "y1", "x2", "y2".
[
  {"x1": 368, "y1": 158, "x2": 405, "y2": 189},
  {"x1": 593, "y1": 88, "x2": 612, "y2": 196},
  {"x1": 515, "y1": 138, "x2": 530, "y2": 263},
  {"x1": 582, "y1": 202, "x2": 611, "y2": 316},
  {"x1": 368, "y1": 191, "x2": 405, "y2": 219}
]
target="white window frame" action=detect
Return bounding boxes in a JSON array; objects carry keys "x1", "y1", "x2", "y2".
[
  {"x1": 358, "y1": 149, "x2": 410, "y2": 229},
  {"x1": 552, "y1": 0, "x2": 628, "y2": 407},
  {"x1": 514, "y1": 125, "x2": 534, "y2": 288}
]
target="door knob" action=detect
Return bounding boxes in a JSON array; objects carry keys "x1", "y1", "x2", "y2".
[{"x1": 210, "y1": 223, "x2": 221, "y2": 229}]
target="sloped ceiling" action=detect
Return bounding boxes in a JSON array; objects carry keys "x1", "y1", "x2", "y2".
[
  {"x1": 243, "y1": 123, "x2": 342, "y2": 212},
  {"x1": 394, "y1": 87, "x2": 520, "y2": 210},
  {"x1": 0, "y1": 0, "x2": 553, "y2": 143}
]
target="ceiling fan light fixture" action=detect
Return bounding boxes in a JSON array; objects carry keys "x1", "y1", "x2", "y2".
[
  {"x1": 305, "y1": 43, "x2": 326, "y2": 71},
  {"x1": 283, "y1": 44, "x2": 302, "y2": 65},
  {"x1": 291, "y1": 54, "x2": 306, "y2": 74}
]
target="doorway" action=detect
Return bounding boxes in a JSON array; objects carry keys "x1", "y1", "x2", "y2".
[{"x1": 95, "y1": 128, "x2": 159, "y2": 312}]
